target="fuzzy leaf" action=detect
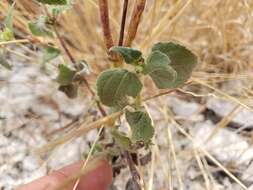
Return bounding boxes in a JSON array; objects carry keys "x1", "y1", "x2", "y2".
[
  {"x1": 0, "y1": 50, "x2": 12, "y2": 70},
  {"x1": 42, "y1": 46, "x2": 61, "y2": 64},
  {"x1": 1, "y1": 28, "x2": 14, "y2": 41},
  {"x1": 36, "y1": 0, "x2": 67, "y2": 5},
  {"x1": 28, "y1": 16, "x2": 53, "y2": 37},
  {"x1": 145, "y1": 51, "x2": 177, "y2": 89},
  {"x1": 96, "y1": 69, "x2": 142, "y2": 107},
  {"x1": 126, "y1": 110, "x2": 154, "y2": 142},
  {"x1": 152, "y1": 42, "x2": 197, "y2": 87},
  {"x1": 50, "y1": 3, "x2": 72, "y2": 16},
  {"x1": 56, "y1": 64, "x2": 76, "y2": 86},
  {"x1": 110, "y1": 46, "x2": 142, "y2": 64},
  {"x1": 111, "y1": 130, "x2": 131, "y2": 150}
]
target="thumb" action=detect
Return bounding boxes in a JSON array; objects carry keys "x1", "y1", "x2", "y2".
[{"x1": 17, "y1": 157, "x2": 113, "y2": 190}]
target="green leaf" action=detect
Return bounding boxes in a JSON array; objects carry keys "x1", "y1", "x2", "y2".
[
  {"x1": 56, "y1": 64, "x2": 76, "y2": 86},
  {"x1": 58, "y1": 84, "x2": 78, "y2": 98},
  {"x1": 1, "y1": 28, "x2": 14, "y2": 41},
  {"x1": 145, "y1": 51, "x2": 177, "y2": 89},
  {"x1": 126, "y1": 110, "x2": 154, "y2": 142},
  {"x1": 111, "y1": 130, "x2": 131, "y2": 150},
  {"x1": 152, "y1": 42, "x2": 197, "y2": 87},
  {"x1": 36, "y1": 0, "x2": 67, "y2": 5},
  {"x1": 28, "y1": 16, "x2": 53, "y2": 37},
  {"x1": 0, "y1": 50, "x2": 12, "y2": 70},
  {"x1": 96, "y1": 69, "x2": 142, "y2": 107},
  {"x1": 42, "y1": 46, "x2": 61, "y2": 64},
  {"x1": 5, "y1": 1, "x2": 15, "y2": 32},
  {"x1": 110, "y1": 46, "x2": 142, "y2": 64}
]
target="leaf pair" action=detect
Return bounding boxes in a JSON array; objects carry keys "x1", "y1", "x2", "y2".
[
  {"x1": 109, "y1": 42, "x2": 197, "y2": 89},
  {"x1": 151, "y1": 42, "x2": 197, "y2": 88}
]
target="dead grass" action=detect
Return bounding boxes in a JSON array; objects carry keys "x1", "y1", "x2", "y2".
[{"x1": 1, "y1": 0, "x2": 253, "y2": 189}]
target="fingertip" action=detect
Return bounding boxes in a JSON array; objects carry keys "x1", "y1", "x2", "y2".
[
  {"x1": 17, "y1": 158, "x2": 113, "y2": 190},
  {"x1": 78, "y1": 159, "x2": 113, "y2": 190}
]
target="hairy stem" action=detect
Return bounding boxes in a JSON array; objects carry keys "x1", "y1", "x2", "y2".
[
  {"x1": 124, "y1": 151, "x2": 140, "y2": 181},
  {"x1": 118, "y1": 0, "x2": 128, "y2": 46},
  {"x1": 124, "y1": 0, "x2": 146, "y2": 47},
  {"x1": 53, "y1": 25, "x2": 75, "y2": 64},
  {"x1": 98, "y1": 0, "x2": 114, "y2": 50}
]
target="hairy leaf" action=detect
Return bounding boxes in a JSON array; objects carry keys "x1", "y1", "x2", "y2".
[
  {"x1": 36, "y1": 0, "x2": 67, "y2": 5},
  {"x1": 56, "y1": 64, "x2": 76, "y2": 86},
  {"x1": 152, "y1": 42, "x2": 197, "y2": 87},
  {"x1": 126, "y1": 110, "x2": 154, "y2": 142},
  {"x1": 1, "y1": 28, "x2": 14, "y2": 41},
  {"x1": 50, "y1": 3, "x2": 72, "y2": 16},
  {"x1": 28, "y1": 16, "x2": 53, "y2": 37},
  {"x1": 42, "y1": 46, "x2": 61, "y2": 64},
  {"x1": 145, "y1": 51, "x2": 177, "y2": 89},
  {"x1": 110, "y1": 46, "x2": 142, "y2": 64},
  {"x1": 96, "y1": 69, "x2": 142, "y2": 107},
  {"x1": 111, "y1": 130, "x2": 131, "y2": 150}
]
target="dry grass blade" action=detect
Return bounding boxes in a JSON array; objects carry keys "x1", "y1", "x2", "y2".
[
  {"x1": 72, "y1": 126, "x2": 105, "y2": 190},
  {"x1": 36, "y1": 111, "x2": 123, "y2": 155},
  {"x1": 172, "y1": 119, "x2": 248, "y2": 190},
  {"x1": 205, "y1": 104, "x2": 241, "y2": 143},
  {"x1": 193, "y1": 146, "x2": 211, "y2": 190},
  {"x1": 167, "y1": 126, "x2": 184, "y2": 190},
  {"x1": 193, "y1": 78, "x2": 253, "y2": 112},
  {"x1": 0, "y1": 39, "x2": 29, "y2": 46}
]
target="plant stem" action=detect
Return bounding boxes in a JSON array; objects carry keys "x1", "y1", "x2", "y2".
[
  {"x1": 53, "y1": 25, "x2": 75, "y2": 64},
  {"x1": 124, "y1": 151, "x2": 140, "y2": 181},
  {"x1": 124, "y1": 0, "x2": 146, "y2": 47},
  {"x1": 118, "y1": 0, "x2": 128, "y2": 46},
  {"x1": 52, "y1": 24, "x2": 107, "y2": 117},
  {"x1": 98, "y1": 0, "x2": 114, "y2": 50},
  {"x1": 135, "y1": 94, "x2": 142, "y2": 110}
]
